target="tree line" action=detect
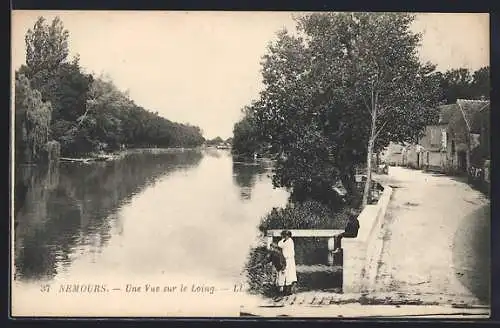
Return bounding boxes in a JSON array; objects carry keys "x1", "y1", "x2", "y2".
[
  {"x1": 15, "y1": 16, "x2": 205, "y2": 164},
  {"x1": 232, "y1": 13, "x2": 490, "y2": 209}
]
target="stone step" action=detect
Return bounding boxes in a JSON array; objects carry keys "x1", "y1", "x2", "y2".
[{"x1": 296, "y1": 264, "x2": 342, "y2": 273}]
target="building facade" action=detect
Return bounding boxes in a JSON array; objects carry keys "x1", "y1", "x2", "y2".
[
  {"x1": 418, "y1": 99, "x2": 489, "y2": 174},
  {"x1": 380, "y1": 142, "x2": 404, "y2": 166}
]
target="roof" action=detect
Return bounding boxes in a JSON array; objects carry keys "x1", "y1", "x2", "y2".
[
  {"x1": 436, "y1": 104, "x2": 456, "y2": 125},
  {"x1": 456, "y1": 99, "x2": 489, "y2": 123},
  {"x1": 436, "y1": 99, "x2": 489, "y2": 130},
  {"x1": 456, "y1": 99, "x2": 490, "y2": 133}
]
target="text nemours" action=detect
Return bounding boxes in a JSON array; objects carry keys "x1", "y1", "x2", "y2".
[{"x1": 41, "y1": 283, "x2": 245, "y2": 294}]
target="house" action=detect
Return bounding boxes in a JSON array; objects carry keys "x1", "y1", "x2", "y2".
[
  {"x1": 402, "y1": 144, "x2": 424, "y2": 169},
  {"x1": 468, "y1": 100, "x2": 490, "y2": 167},
  {"x1": 445, "y1": 99, "x2": 489, "y2": 174},
  {"x1": 380, "y1": 142, "x2": 404, "y2": 166},
  {"x1": 419, "y1": 99, "x2": 490, "y2": 174},
  {"x1": 418, "y1": 104, "x2": 455, "y2": 172}
]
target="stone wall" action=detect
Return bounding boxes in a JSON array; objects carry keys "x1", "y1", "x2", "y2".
[{"x1": 342, "y1": 185, "x2": 394, "y2": 293}]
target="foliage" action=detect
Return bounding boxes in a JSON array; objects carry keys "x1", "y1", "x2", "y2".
[
  {"x1": 231, "y1": 106, "x2": 261, "y2": 156},
  {"x1": 471, "y1": 66, "x2": 490, "y2": 99},
  {"x1": 257, "y1": 200, "x2": 354, "y2": 234},
  {"x1": 438, "y1": 66, "x2": 490, "y2": 104},
  {"x1": 206, "y1": 136, "x2": 224, "y2": 145},
  {"x1": 307, "y1": 13, "x2": 444, "y2": 206},
  {"x1": 244, "y1": 245, "x2": 275, "y2": 296},
  {"x1": 16, "y1": 16, "x2": 205, "y2": 161},
  {"x1": 15, "y1": 73, "x2": 52, "y2": 163},
  {"x1": 25, "y1": 16, "x2": 69, "y2": 76},
  {"x1": 244, "y1": 13, "x2": 442, "y2": 208}
]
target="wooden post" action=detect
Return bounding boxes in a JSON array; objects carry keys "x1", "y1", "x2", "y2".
[
  {"x1": 266, "y1": 235, "x2": 273, "y2": 249},
  {"x1": 327, "y1": 237, "x2": 335, "y2": 265}
]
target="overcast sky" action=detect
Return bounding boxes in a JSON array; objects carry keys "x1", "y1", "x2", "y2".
[{"x1": 12, "y1": 11, "x2": 489, "y2": 139}]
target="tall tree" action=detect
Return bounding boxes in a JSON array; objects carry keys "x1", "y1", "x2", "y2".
[
  {"x1": 24, "y1": 16, "x2": 69, "y2": 93},
  {"x1": 251, "y1": 13, "x2": 442, "y2": 209},
  {"x1": 22, "y1": 16, "x2": 94, "y2": 149},
  {"x1": 15, "y1": 74, "x2": 52, "y2": 163},
  {"x1": 252, "y1": 28, "x2": 347, "y2": 207},
  {"x1": 297, "y1": 13, "x2": 442, "y2": 207}
]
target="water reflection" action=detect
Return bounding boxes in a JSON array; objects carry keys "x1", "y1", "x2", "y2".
[
  {"x1": 14, "y1": 150, "x2": 203, "y2": 281},
  {"x1": 232, "y1": 160, "x2": 268, "y2": 201}
]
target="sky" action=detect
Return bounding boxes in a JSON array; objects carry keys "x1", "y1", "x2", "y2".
[{"x1": 11, "y1": 11, "x2": 490, "y2": 139}]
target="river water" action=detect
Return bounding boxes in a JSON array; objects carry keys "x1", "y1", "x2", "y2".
[{"x1": 12, "y1": 148, "x2": 290, "y2": 316}]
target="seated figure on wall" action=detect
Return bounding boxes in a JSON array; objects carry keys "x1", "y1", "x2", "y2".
[{"x1": 333, "y1": 209, "x2": 360, "y2": 252}]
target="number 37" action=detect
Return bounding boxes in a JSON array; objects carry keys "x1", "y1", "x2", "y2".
[{"x1": 40, "y1": 284, "x2": 51, "y2": 293}]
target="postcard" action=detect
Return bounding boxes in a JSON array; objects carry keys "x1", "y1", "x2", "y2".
[{"x1": 11, "y1": 10, "x2": 490, "y2": 318}]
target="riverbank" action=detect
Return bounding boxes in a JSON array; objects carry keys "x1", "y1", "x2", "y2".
[{"x1": 58, "y1": 147, "x2": 204, "y2": 164}]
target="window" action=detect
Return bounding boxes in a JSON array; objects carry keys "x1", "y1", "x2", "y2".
[
  {"x1": 441, "y1": 131, "x2": 447, "y2": 149},
  {"x1": 430, "y1": 128, "x2": 441, "y2": 147}
]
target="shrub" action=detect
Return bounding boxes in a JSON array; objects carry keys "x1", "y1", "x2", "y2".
[
  {"x1": 258, "y1": 200, "x2": 354, "y2": 234},
  {"x1": 244, "y1": 246, "x2": 276, "y2": 296}
]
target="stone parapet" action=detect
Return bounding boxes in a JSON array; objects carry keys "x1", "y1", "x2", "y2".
[{"x1": 343, "y1": 185, "x2": 393, "y2": 293}]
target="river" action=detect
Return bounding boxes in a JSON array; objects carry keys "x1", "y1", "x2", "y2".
[{"x1": 12, "y1": 148, "x2": 290, "y2": 316}]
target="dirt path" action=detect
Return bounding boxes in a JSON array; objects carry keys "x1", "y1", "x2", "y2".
[{"x1": 372, "y1": 167, "x2": 490, "y2": 306}]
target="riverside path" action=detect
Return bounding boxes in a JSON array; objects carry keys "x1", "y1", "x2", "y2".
[{"x1": 371, "y1": 166, "x2": 490, "y2": 307}]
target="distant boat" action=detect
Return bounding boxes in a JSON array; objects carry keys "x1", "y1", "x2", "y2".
[
  {"x1": 216, "y1": 144, "x2": 231, "y2": 149},
  {"x1": 60, "y1": 153, "x2": 118, "y2": 164},
  {"x1": 95, "y1": 154, "x2": 115, "y2": 161},
  {"x1": 60, "y1": 157, "x2": 93, "y2": 164}
]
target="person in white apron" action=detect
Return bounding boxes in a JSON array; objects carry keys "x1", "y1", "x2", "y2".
[{"x1": 277, "y1": 230, "x2": 297, "y2": 295}]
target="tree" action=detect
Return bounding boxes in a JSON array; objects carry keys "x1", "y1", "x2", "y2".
[
  {"x1": 438, "y1": 66, "x2": 489, "y2": 104},
  {"x1": 251, "y1": 13, "x2": 442, "y2": 209},
  {"x1": 439, "y1": 68, "x2": 473, "y2": 104},
  {"x1": 206, "y1": 136, "x2": 224, "y2": 146},
  {"x1": 15, "y1": 74, "x2": 52, "y2": 163},
  {"x1": 24, "y1": 16, "x2": 70, "y2": 94},
  {"x1": 252, "y1": 28, "x2": 347, "y2": 208},
  {"x1": 18, "y1": 15, "x2": 206, "y2": 156},
  {"x1": 53, "y1": 57, "x2": 94, "y2": 125},
  {"x1": 22, "y1": 16, "x2": 94, "y2": 151},
  {"x1": 82, "y1": 77, "x2": 134, "y2": 150},
  {"x1": 232, "y1": 106, "x2": 260, "y2": 157},
  {"x1": 298, "y1": 13, "x2": 442, "y2": 207},
  {"x1": 471, "y1": 66, "x2": 490, "y2": 100}
]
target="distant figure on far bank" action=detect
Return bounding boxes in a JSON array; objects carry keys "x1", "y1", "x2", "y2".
[{"x1": 277, "y1": 230, "x2": 297, "y2": 296}]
